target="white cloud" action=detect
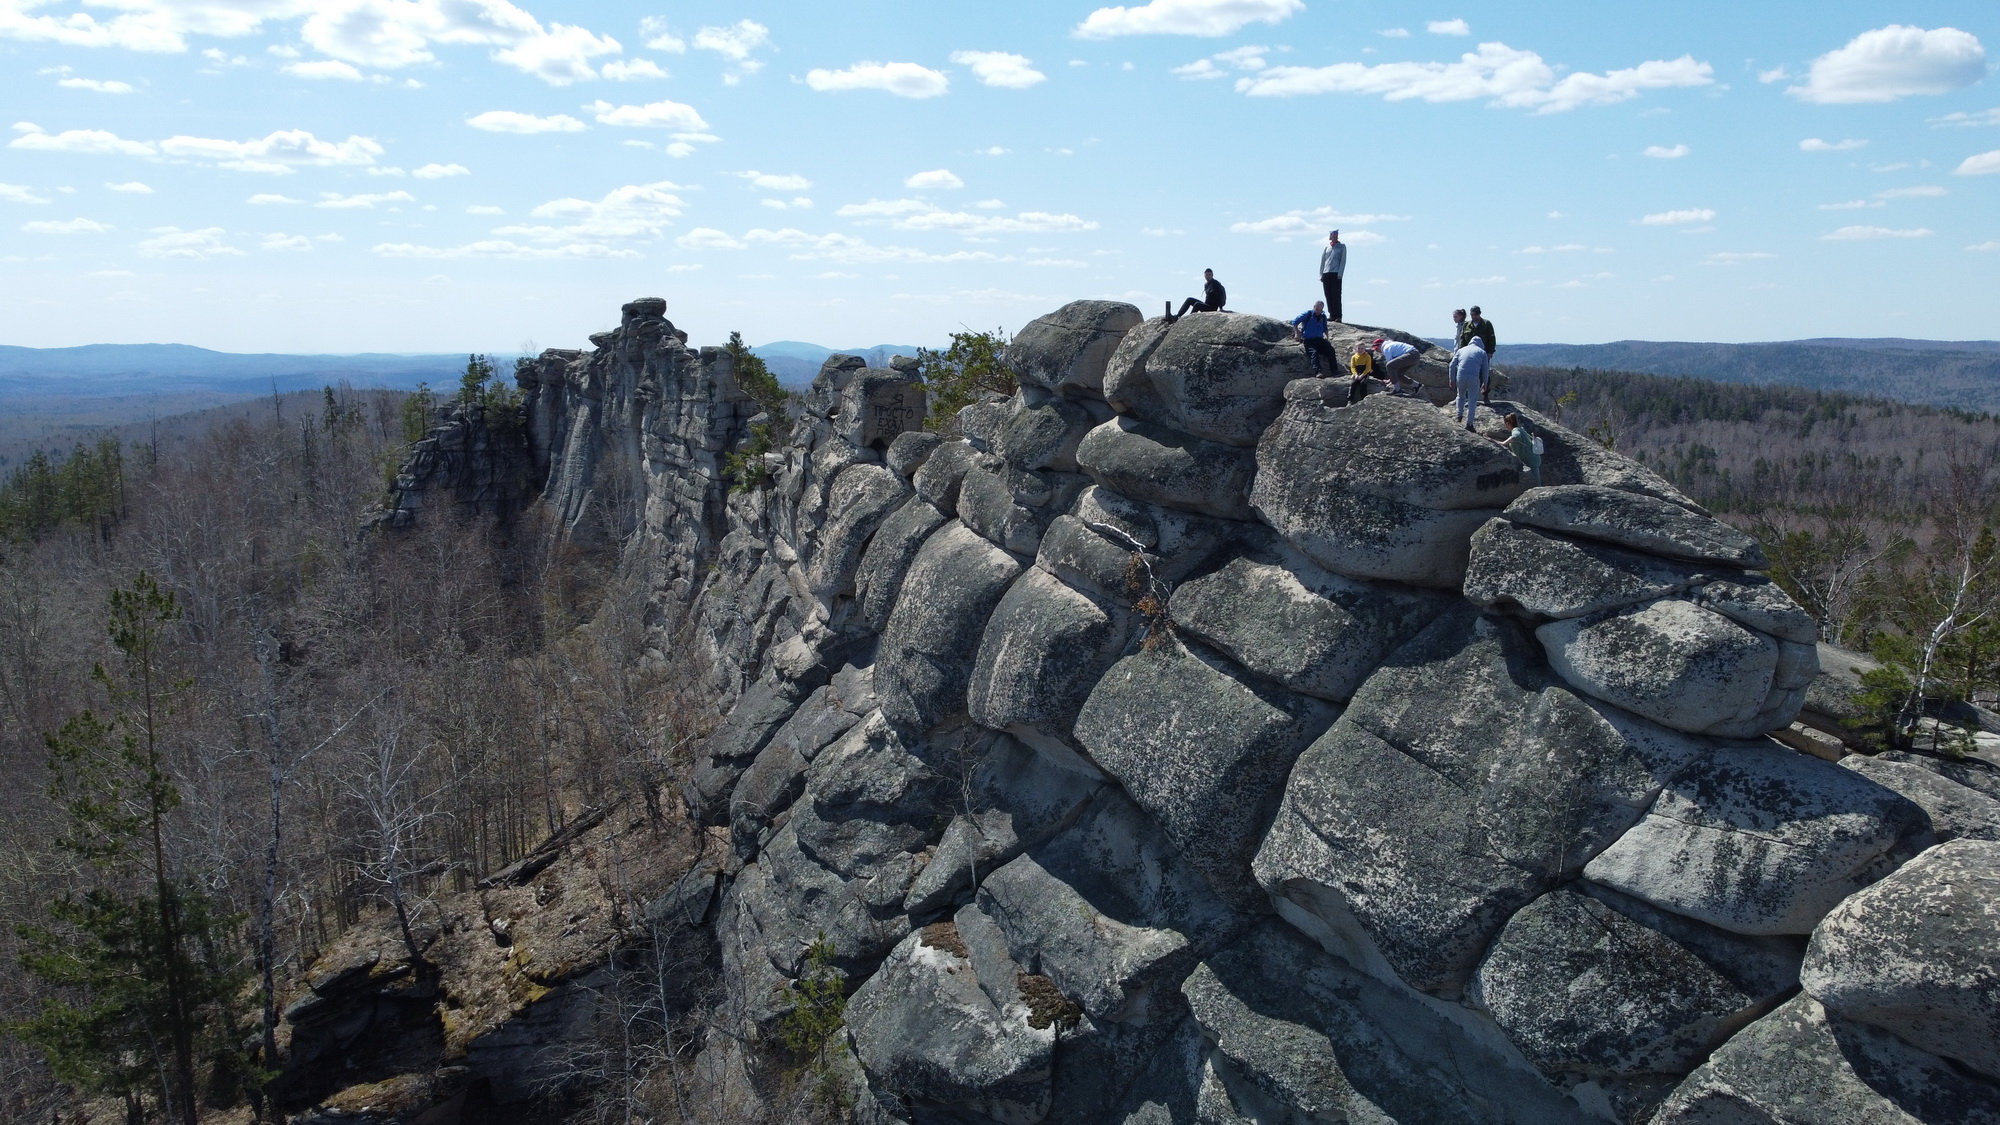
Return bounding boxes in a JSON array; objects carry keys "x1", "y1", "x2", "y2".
[
  {"x1": 951, "y1": 50, "x2": 1046, "y2": 88},
  {"x1": 585, "y1": 98, "x2": 707, "y2": 130},
  {"x1": 899, "y1": 210, "x2": 1097, "y2": 235},
  {"x1": 1520, "y1": 244, "x2": 1590, "y2": 253},
  {"x1": 978, "y1": 146, "x2": 1010, "y2": 156},
  {"x1": 493, "y1": 181, "x2": 684, "y2": 241},
  {"x1": 261, "y1": 233, "x2": 314, "y2": 251},
  {"x1": 1643, "y1": 144, "x2": 1689, "y2": 159},
  {"x1": 837, "y1": 198, "x2": 937, "y2": 218},
  {"x1": 1817, "y1": 200, "x2": 1874, "y2": 210},
  {"x1": 22, "y1": 217, "x2": 110, "y2": 234},
  {"x1": 693, "y1": 19, "x2": 768, "y2": 61},
  {"x1": 0, "y1": 183, "x2": 50, "y2": 204},
  {"x1": 1074, "y1": 0, "x2": 1304, "y2": 39},
  {"x1": 1237, "y1": 44, "x2": 1715, "y2": 114},
  {"x1": 1639, "y1": 208, "x2": 1715, "y2": 225},
  {"x1": 905, "y1": 168, "x2": 964, "y2": 190},
  {"x1": 137, "y1": 226, "x2": 241, "y2": 259},
  {"x1": 638, "y1": 17, "x2": 686, "y2": 53},
  {"x1": 1381, "y1": 28, "x2": 1410, "y2": 38},
  {"x1": 1703, "y1": 252, "x2": 1773, "y2": 265},
  {"x1": 466, "y1": 204, "x2": 504, "y2": 214},
  {"x1": 158, "y1": 129, "x2": 383, "y2": 173},
  {"x1": 741, "y1": 171, "x2": 812, "y2": 191},
  {"x1": 676, "y1": 227, "x2": 746, "y2": 250},
  {"x1": 1799, "y1": 137, "x2": 1868, "y2": 152},
  {"x1": 105, "y1": 180, "x2": 151, "y2": 193},
  {"x1": 601, "y1": 58, "x2": 667, "y2": 81},
  {"x1": 1822, "y1": 225, "x2": 1933, "y2": 240},
  {"x1": 1955, "y1": 149, "x2": 2000, "y2": 176},
  {"x1": 759, "y1": 197, "x2": 812, "y2": 210},
  {"x1": 1227, "y1": 206, "x2": 1412, "y2": 237},
  {"x1": 806, "y1": 61, "x2": 950, "y2": 98},
  {"x1": 1788, "y1": 25, "x2": 1986, "y2": 104},
  {"x1": 1427, "y1": 19, "x2": 1470, "y2": 35},
  {"x1": 284, "y1": 59, "x2": 363, "y2": 80},
  {"x1": 58, "y1": 77, "x2": 134, "y2": 93},
  {"x1": 9, "y1": 124, "x2": 155, "y2": 156},
  {"x1": 1547, "y1": 210, "x2": 1567, "y2": 218},
  {"x1": 1931, "y1": 107, "x2": 2000, "y2": 127},
  {"x1": 740, "y1": 228, "x2": 1001, "y2": 264},
  {"x1": 1967, "y1": 241, "x2": 2000, "y2": 252},
  {"x1": 467, "y1": 110, "x2": 587, "y2": 134},
  {"x1": 413, "y1": 162, "x2": 469, "y2": 179},
  {"x1": 368, "y1": 166, "x2": 406, "y2": 177},
  {"x1": 248, "y1": 193, "x2": 301, "y2": 204},
  {"x1": 975, "y1": 198, "x2": 1006, "y2": 209},
  {"x1": 1875, "y1": 185, "x2": 1946, "y2": 198},
  {"x1": 484, "y1": 24, "x2": 622, "y2": 87},
  {"x1": 1757, "y1": 65, "x2": 1790, "y2": 83},
  {"x1": 1173, "y1": 59, "x2": 1226, "y2": 80},
  {"x1": 315, "y1": 190, "x2": 414, "y2": 208},
  {"x1": 375, "y1": 240, "x2": 638, "y2": 260}
]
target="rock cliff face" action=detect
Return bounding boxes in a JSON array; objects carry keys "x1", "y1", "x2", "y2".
[{"x1": 392, "y1": 297, "x2": 2000, "y2": 1123}]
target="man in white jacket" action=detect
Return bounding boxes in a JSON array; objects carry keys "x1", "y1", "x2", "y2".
[{"x1": 1319, "y1": 231, "x2": 1346, "y2": 322}]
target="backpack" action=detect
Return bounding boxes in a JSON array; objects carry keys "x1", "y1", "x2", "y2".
[{"x1": 1530, "y1": 434, "x2": 1545, "y2": 456}]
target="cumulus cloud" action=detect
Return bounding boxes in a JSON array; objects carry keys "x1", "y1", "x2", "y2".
[
  {"x1": 261, "y1": 233, "x2": 314, "y2": 251},
  {"x1": 1380, "y1": 28, "x2": 1410, "y2": 38},
  {"x1": 1930, "y1": 107, "x2": 2000, "y2": 127},
  {"x1": 1968, "y1": 241, "x2": 2000, "y2": 252},
  {"x1": 248, "y1": 193, "x2": 301, "y2": 204},
  {"x1": 1643, "y1": 144, "x2": 1689, "y2": 158},
  {"x1": 1788, "y1": 25, "x2": 1986, "y2": 104},
  {"x1": 23, "y1": 216, "x2": 110, "y2": 233},
  {"x1": 1227, "y1": 206, "x2": 1412, "y2": 238},
  {"x1": 375, "y1": 240, "x2": 638, "y2": 259},
  {"x1": 58, "y1": 77, "x2": 134, "y2": 92},
  {"x1": 413, "y1": 162, "x2": 468, "y2": 178},
  {"x1": 467, "y1": 110, "x2": 587, "y2": 133},
  {"x1": 740, "y1": 171, "x2": 812, "y2": 191},
  {"x1": 1236, "y1": 43, "x2": 1715, "y2": 114},
  {"x1": 137, "y1": 226, "x2": 242, "y2": 258},
  {"x1": 156, "y1": 129, "x2": 384, "y2": 173},
  {"x1": 284, "y1": 59, "x2": 362, "y2": 80},
  {"x1": 1956, "y1": 149, "x2": 2000, "y2": 175},
  {"x1": 1823, "y1": 225, "x2": 1934, "y2": 240},
  {"x1": 1074, "y1": 0, "x2": 1304, "y2": 39},
  {"x1": 735, "y1": 227, "x2": 1002, "y2": 264},
  {"x1": 585, "y1": 98, "x2": 707, "y2": 130},
  {"x1": 1800, "y1": 137, "x2": 1867, "y2": 151},
  {"x1": 492, "y1": 181, "x2": 684, "y2": 241},
  {"x1": 1639, "y1": 208, "x2": 1715, "y2": 225},
  {"x1": 315, "y1": 190, "x2": 413, "y2": 208},
  {"x1": 0, "y1": 183, "x2": 51, "y2": 204},
  {"x1": 675, "y1": 227, "x2": 746, "y2": 250},
  {"x1": 759, "y1": 197, "x2": 812, "y2": 210},
  {"x1": 638, "y1": 17, "x2": 686, "y2": 53},
  {"x1": 1172, "y1": 59, "x2": 1226, "y2": 80},
  {"x1": 833, "y1": 197, "x2": 1094, "y2": 235},
  {"x1": 693, "y1": 19, "x2": 768, "y2": 82},
  {"x1": 10, "y1": 124, "x2": 155, "y2": 156},
  {"x1": 950, "y1": 50, "x2": 1046, "y2": 88},
  {"x1": 1875, "y1": 185, "x2": 1946, "y2": 198},
  {"x1": 465, "y1": 204, "x2": 503, "y2": 214},
  {"x1": 601, "y1": 58, "x2": 665, "y2": 80},
  {"x1": 806, "y1": 61, "x2": 950, "y2": 98},
  {"x1": 1428, "y1": 19, "x2": 1470, "y2": 35},
  {"x1": 905, "y1": 169, "x2": 964, "y2": 190}
]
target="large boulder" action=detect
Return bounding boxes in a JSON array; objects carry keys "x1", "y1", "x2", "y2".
[
  {"x1": 1073, "y1": 636, "x2": 1337, "y2": 908},
  {"x1": 729, "y1": 684, "x2": 861, "y2": 857},
  {"x1": 1102, "y1": 317, "x2": 1173, "y2": 421},
  {"x1": 1503, "y1": 484, "x2": 1768, "y2": 568},
  {"x1": 1652, "y1": 995, "x2": 2000, "y2": 1125},
  {"x1": 1841, "y1": 756, "x2": 2000, "y2": 842},
  {"x1": 1034, "y1": 486, "x2": 1240, "y2": 607},
  {"x1": 957, "y1": 462, "x2": 1087, "y2": 556},
  {"x1": 851, "y1": 497, "x2": 948, "y2": 631},
  {"x1": 803, "y1": 463, "x2": 910, "y2": 602},
  {"x1": 1585, "y1": 740, "x2": 1934, "y2": 935},
  {"x1": 910, "y1": 439, "x2": 983, "y2": 515},
  {"x1": 968, "y1": 568, "x2": 1136, "y2": 742},
  {"x1": 1251, "y1": 394, "x2": 1526, "y2": 587},
  {"x1": 1538, "y1": 597, "x2": 1808, "y2": 738},
  {"x1": 1074, "y1": 416, "x2": 1256, "y2": 521},
  {"x1": 1470, "y1": 884, "x2": 1804, "y2": 1104},
  {"x1": 1008, "y1": 300, "x2": 1144, "y2": 397},
  {"x1": 992, "y1": 392, "x2": 1100, "y2": 473},
  {"x1": 845, "y1": 921, "x2": 1055, "y2": 1123},
  {"x1": 1464, "y1": 519, "x2": 1712, "y2": 620},
  {"x1": 1182, "y1": 921, "x2": 1596, "y2": 1125},
  {"x1": 874, "y1": 522, "x2": 1026, "y2": 733},
  {"x1": 1253, "y1": 607, "x2": 1706, "y2": 995},
  {"x1": 1799, "y1": 839, "x2": 2000, "y2": 1081},
  {"x1": 1124, "y1": 313, "x2": 1311, "y2": 446},
  {"x1": 1167, "y1": 554, "x2": 1452, "y2": 702}
]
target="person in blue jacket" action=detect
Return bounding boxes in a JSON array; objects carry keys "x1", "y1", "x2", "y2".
[
  {"x1": 1448, "y1": 336, "x2": 1489, "y2": 430},
  {"x1": 1291, "y1": 300, "x2": 1336, "y2": 376}
]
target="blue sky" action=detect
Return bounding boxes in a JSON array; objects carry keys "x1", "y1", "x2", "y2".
[{"x1": 2, "y1": 0, "x2": 1997, "y2": 354}]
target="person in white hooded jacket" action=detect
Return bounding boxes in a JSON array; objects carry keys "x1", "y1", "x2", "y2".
[{"x1": 1447, "y1": 336, "x2": 1489, "y2": 431}]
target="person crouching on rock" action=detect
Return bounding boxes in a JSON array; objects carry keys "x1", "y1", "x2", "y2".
[
  {"x1": 1292, "y1": 300, "x2": 1336, "y2": 376},
  {"x1": 1168, "y1": 269, "x2": 1226, "y2": 321},
  {"x1": 1492, "y1": 412, "x2": 1542, "y2": 485},
  {"x1": 1374, "y1": 338, "x2": 1423, "y2": 396},
  {"x1": 1448, "y1": 335, "x2": 1489, "y2": 430}
]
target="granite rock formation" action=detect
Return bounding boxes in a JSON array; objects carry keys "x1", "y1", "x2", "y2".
[{"x1": 343, "y1": 298, "x2": 1999, "y2": 1124}]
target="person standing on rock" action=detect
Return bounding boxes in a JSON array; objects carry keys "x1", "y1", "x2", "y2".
[
  {"x1": 1169, "y1": 269, "x2": 1226, "y2": 321},
  {"x1": 1320, "y1": 231, "x2": 1346, "y2": 322},
  {"x1": 1291, "y1": 300, "x2": 1337, "y2": 376},
  {"x1": 1452, "y1": 308, "x2": 1470, "y2": 347},
  {"x1": 1466, "y1": 306, "x2": 1497, "y2": 357},
  {"x1": 1493, "y1": 412, "x2": 1542, "y2": 485},
  {"x1": 1449, "y1": 335, "x2": 1489, "y2": 430}
]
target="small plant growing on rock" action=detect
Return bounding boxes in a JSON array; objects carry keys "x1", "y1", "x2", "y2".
[
  {"x1": 723, "y1": 333, "x2": 791, "y2": 492},
  {"x1": 775, "y1": 932, "x2": 852, "y2": 1117}
]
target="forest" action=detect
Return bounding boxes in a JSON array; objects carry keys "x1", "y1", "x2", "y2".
[{"x1": 0, "y1": 350, "x2": 1992, "y2": 1124}]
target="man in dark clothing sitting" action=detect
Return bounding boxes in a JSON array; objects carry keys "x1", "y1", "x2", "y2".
[
  {"x1": 1169, "y1": 269, "x2": 1225, "y2": 321},
  {"x1": 1291, "y1": 300, "x2": 1335, "y2": 375}
]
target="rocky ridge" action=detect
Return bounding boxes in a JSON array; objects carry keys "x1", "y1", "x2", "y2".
[{"x1": 342, "y1": 296, "x2": 2000, "y2": 1123}]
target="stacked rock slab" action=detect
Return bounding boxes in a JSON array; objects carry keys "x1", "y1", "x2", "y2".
[{"x1": 524, "y1": 298, "x2": 1997, "y2": 1124}]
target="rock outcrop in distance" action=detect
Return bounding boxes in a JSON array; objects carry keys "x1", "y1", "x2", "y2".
[{"x1": 363, "y1": 296, "x2": 2000, "y2": 1124}]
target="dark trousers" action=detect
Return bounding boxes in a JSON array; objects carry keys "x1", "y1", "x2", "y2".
[
  {"x1": 1321, "y1": 273, "x2": 1343, "y2": 322},
  {"x1": 1302, "y1": 337, "x2": 1336, "y2": 376},
  {"x1": 1174, "y1": 297, "x2": 1220, "y2": 318}
]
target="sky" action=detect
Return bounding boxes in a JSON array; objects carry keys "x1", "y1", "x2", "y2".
[{"x1": 2, "y1": 0, "x2": 1998, "y2": 355}]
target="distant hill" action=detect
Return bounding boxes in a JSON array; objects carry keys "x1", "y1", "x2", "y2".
[
  {"x1": 1478, "y1": 339, "x2": 2000, "y2": 414},
  {"x1": 752, "y1": 340, "x2": 925, "y2": 390},
  {"x1": 0, "y1": 343, "x2": 466, "y2": 397}
]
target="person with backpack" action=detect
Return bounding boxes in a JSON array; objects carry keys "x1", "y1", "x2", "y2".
[
  {"x1": 1493, "y1": 412, "x2": 1542, "y2": 484},
  {"x1": 1448, "y1": 335, "x2": 1489, "y2": 430},
  {"x1": 1169, "y1": 269, "x2": 1226, "y2": 321},
  {"x1": 1291, "y1": 300, "x2": 1337, "y2": 376}
]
